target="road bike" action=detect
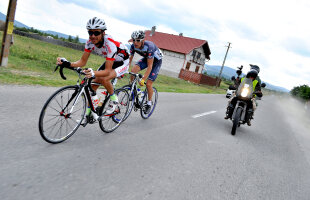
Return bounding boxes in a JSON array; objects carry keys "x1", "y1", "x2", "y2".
[
  {"x1": 38, "y1": 65, "x2": 129, "y2": 144},
  {"x1": 121, "y1": 72, "x2": 158, "y2": 121}
]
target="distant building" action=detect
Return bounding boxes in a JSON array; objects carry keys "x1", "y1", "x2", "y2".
[
  {"x1": 129, "y1": 26, "x2": 211, "y2": 79},
  {"x1": 46, "y1": 36, "x2": 53, "y2": 39}
]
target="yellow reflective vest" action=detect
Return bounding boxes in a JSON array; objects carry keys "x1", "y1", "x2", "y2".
[{"x1": 241, "y1": 77, "x2": 258, "y2": 91}]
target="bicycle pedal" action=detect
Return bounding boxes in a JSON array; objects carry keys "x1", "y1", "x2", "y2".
[{"x1": 80, "y1": 122, "x2": 88, "y2": 127}]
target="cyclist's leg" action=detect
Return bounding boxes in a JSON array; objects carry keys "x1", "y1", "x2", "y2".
[
  {"x1": 102, "y1": 60, "x2": 129, "y2": 114},
  {"x1": 101, "y1": 60, "x2": 127, "y2": 94},
  {"x1": 146, "y1": 59, "x2": 162, "y2": 101},
  {"x1": 130, "y1": 58, "x2": 146, "y2": 82}
]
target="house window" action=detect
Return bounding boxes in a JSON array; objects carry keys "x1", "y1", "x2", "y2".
[
  {"x1": 195, "y1": 66, "x2": 199, "y2": 73},
  {"x1": 197, "y1": 52, "x2": 201, "y2": 59},
  {"x1": 192, "y1": 50, "x2": 197, "y2": 57},
  {"x1": 186, "y1": 62, "x2": 191, "y2": 70}
]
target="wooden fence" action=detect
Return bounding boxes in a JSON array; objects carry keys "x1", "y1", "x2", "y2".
[{"x1": 178, "y1": 68, "x2": 221, "y2": 86}]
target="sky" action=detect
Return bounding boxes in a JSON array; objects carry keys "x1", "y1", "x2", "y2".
[{"x1": 1, "y1": 0, "x2": 310, "y2": 90}]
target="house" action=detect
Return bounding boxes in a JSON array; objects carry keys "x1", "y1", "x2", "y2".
[{"x1": 129, "y1": 26, "x2": 211, "y2": 81}]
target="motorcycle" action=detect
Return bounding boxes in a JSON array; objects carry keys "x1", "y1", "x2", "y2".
[{"x1": 229, "y1": 78, "x2": 258, "y2": 135}]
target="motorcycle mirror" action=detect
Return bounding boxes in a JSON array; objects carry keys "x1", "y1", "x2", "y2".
[
  {"x1": 261, "y1": 83, "x2": 266, "y2": 88},
  {"x1": 231, "y1": 76, "x2": 236, "y2": 81}
]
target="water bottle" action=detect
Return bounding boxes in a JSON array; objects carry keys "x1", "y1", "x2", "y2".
[
  {"x1": 91, "y1": 94, "x2": 99, "y2": 109},
  {"x1": 137, "y1": 89, "x2": 144, "y2": 103},
  {"x1": 98, "y1": 91, "x2": 107, "y2": 107}
]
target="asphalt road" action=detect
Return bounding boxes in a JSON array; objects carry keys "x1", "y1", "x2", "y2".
[{"x1": 1, "y1": 85, "x2": 310, "y2": 200}]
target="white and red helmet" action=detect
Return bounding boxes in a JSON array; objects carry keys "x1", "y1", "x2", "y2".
[{"x1": 86, "y1": 17, "x2": 107, "y2": 31}]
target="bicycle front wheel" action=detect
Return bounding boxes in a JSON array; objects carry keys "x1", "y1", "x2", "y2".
[
  {"x1": 140, "y1": 87, "x2": 158, "y2": 119},
  {"x1": 99, "y1": 88, "x2": 129, "y2": 133},
  {"x1": 38, "y1": 85, "x2": 86, "y2": 144}
]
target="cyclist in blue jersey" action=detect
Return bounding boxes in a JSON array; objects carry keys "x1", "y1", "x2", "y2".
[{"x1": 129, "y1": 30, "x2": 163, "y2": 113}]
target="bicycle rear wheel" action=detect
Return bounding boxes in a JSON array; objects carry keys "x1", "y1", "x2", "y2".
[
  {"x1": 38, "y1": 85, "x2": 86, "y2": 143},
  {"x1": 99, "y1": 88, "x2": 129, "y2": 133},
  {"x1": 140, "y1": 87, "x2": 158, "y2": 119},
  {"x1": 121, "y1": 84, "x2": 135, "y2": 121}
]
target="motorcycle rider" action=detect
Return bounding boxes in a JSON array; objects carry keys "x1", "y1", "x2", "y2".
[
  {"x1": 224, "y1": 69, "x2": 263, "y2": 126},
  {"x1": 250, "y1": 64, "x2": 262, "y2": 85}
]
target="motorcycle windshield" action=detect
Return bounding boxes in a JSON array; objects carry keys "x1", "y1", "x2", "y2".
[{"x1": 236, "y1": 78, "x2": 253, "y2": 100}]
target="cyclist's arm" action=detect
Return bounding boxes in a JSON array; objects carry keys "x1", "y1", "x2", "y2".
[
  {"x1": 70, "y1": 51, "x2": 91, "y2": 68},
  {"x1": 143, "y1": 58, "x2": 154, "y2": 81},
  {"x1": 129, "y1": 55, "x2": 134, "y2": 67}
]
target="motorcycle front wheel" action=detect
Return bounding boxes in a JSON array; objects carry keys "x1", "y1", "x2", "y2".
[{"x1": 231, "y1": 107, "x2": 242, "y2": 136}]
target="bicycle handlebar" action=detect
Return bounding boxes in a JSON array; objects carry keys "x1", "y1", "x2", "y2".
[
  {"x1": 55, "y1": 64, "x2": 85, "y2": 80},
  {"x1": 128, "y1": 72, "x2": 143, "y2": 79}
]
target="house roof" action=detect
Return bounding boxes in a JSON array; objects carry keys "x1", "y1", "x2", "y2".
[{"x1": 129, "y1": 30, "x2": 211, "y2": 59}]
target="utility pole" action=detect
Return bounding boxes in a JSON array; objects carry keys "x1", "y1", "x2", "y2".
[
  {"x1": 0, "y1": 0, "x2": 18, "y2": 67},
  {"x1": 216, "y1": 42, "x2": 232, "y2": 87}
]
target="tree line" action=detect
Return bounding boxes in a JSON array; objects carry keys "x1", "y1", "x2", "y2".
[
  {"x1": 291, "y1": 84, "x2": 310, "y2": 101},
  {"x1": 14, "y1": 26, "x2": 81, "y2": 44}
]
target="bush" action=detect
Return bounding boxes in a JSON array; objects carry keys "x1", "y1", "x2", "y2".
[{"x1": 291, "y1": 84, "x2": 310, "y2": 100}]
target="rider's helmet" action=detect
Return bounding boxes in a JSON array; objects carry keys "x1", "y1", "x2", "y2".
[
  {"x1": 86, "y1": 17, "x2": 107, "y2": 31},
  {"x1": 131, "y1": 30, "x2": 145, "y2": 40},
  {"x1": 246, "y1": 69, "x2": 258, "y2": 79},
  {"x1": 249, "y1": 64, "x2": 260, "y2": 73}
]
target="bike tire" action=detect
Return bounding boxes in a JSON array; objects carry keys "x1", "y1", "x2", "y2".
[
  {"x1": 231, "y1": 107, "x2": 242, "y2": 136},
  {"x1": 99, "y1": 88, "x2": 129, "y2": 133},
  {"x1": 38, "y1": 85, "x2": 86, "y2": 144},
  {"x1": 140, "y1": 87, "x2": 158, "y2": 119},
  {"x1": 121, "y1": 84, "x2": 135, "y2": 121}
]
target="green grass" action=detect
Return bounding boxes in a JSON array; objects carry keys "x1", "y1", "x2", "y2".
[{"x1": 0, "y1": 31, "x2": 228, "y2": 93}]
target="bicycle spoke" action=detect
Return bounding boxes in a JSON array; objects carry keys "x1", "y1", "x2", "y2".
[
  {"x1": 47, "y1": 105, "x2": 62, "y2": 114},
  {"x1": 45, "y1": 117, "x2": 62, "y2": 138}
]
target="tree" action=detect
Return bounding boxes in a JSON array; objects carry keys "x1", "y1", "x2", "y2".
[
  {"x1": 68, "y1": 35, "x2": 73, "y2": 42},
  {"x1": 74, "y1": 35, "x2": 79, "y2": 43},
  {"x1": 290, "y1": 84, "x2": 310, "y2": 100}
]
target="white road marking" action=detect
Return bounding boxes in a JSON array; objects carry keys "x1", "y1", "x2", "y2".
[{"x1": 191, "y1": 111, "x2": 217, "y2": 118}]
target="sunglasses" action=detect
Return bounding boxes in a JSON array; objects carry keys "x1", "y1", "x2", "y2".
[
  {"x1": 88, "y1": 31, "x2": 101, "y2": 36},
  {"x1": 133, "y1": 39, "x2": 143, "y2": 42}
]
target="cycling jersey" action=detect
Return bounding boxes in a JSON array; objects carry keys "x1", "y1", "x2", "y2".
[
  {"x1": 84, "y1": 34, "x2": 129, "y2": 62},
  {"x1": 130, "y1": 41, "x2": 163, "y2": 60}
]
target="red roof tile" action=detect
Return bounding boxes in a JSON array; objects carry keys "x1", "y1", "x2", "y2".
[{"x1": 130, "y1": 30, "x2": 209, "y2": 55}]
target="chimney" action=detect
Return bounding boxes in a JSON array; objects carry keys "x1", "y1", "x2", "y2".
[
  {"x1": 179, "y1": 33, "x2": 183, "y2": 36},
  {"x1": 150, "y1": 26, "x2": 156, "y2": 36}
]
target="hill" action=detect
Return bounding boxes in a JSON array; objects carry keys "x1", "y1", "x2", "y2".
[
  {"x1": 0, "y1": 12, "x2": 28, "y2": 28},
  {"x1": 204, "y1": 65, "x2": 290, "y2": 92}
]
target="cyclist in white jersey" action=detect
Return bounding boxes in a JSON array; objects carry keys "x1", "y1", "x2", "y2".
[{"x1": 57, "y1": 17, "x2": 129, "y2": 115}]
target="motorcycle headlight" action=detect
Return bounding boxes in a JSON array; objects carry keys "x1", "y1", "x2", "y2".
[{"x1": 241, "y1": 84, "x2": 250, "y2": 97}]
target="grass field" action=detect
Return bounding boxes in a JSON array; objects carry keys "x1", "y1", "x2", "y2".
[{"x1": 0, "y1": 31, "x2": 228, "y2": 94}]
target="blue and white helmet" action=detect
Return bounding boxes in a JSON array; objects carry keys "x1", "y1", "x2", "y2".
[
  {"x1": 131, "y1": 30, "x2": 145, "y2": 40},
  {"x1": 86, "y1": 17, "x2": 107, "y2": 31}
]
